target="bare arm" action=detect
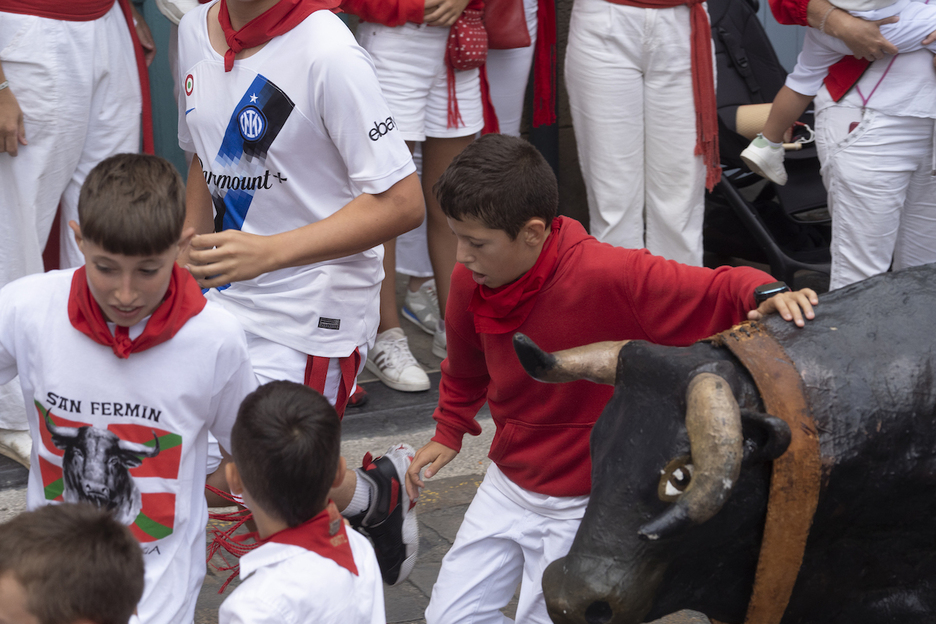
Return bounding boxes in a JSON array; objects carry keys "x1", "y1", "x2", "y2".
[
  {"x1": 423, "y1": 0, "x2": 471, "y2": 27},
  {"x1": 130, "y1": 4, "x2": 157, "y2": 67},
  {"x1": 0, "y1": 61, "x2": 27, "y2": 156},
  {"x1": 808, "y1": 0, "x2": 898, "y2": 60},
  {"x1": 185, "y1": 172, "x2": 424, "y2": 288}
]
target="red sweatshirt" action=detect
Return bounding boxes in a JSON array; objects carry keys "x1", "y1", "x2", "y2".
[
  {"x1": 432, "y1": 217, "x2": 774, "y2": 497},
  {"x1": 768, "y1": 0, "x2": 870, "y2": 100}
]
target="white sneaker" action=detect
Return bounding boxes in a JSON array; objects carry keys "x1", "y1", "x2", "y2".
[
  {"x1": 366, "y1": 328, "x2": 430, "y2": 392},
  {"x1": 0, "y1": 428, "x2": 31, "y2": 468},
  {"x1": 402, "y1": 280, "x2": 440, "y2": 336},
  {"x1": 432, "y1": 319, "x2": 447, "y2": 359},
  {"x1": 740, "y1": 134, "x2": 788, "y2": 185}
]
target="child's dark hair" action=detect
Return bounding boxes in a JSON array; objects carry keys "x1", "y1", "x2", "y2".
[
  {"x1": 231, "y1": 381, "x2": 341, "y2": 526},
  {"x1": 434, "y1": 134, "x2": 558, "y2": 239},
  {"x1": 77, "y1": 153, "x2": 186, "y2": 256},
  {"x1": 0, "y1": 503, "x2": 145, "y2": 624}
]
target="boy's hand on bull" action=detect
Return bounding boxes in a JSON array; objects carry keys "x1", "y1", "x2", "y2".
[
  {"x1": 748, "y1": 288, "x2": 818, "y2": 328},
  {"x1": 406, "y1": 441, "x2": 458, "y2": 501}
]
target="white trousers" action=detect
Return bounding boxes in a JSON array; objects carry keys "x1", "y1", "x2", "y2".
[
  {"x1": 565, "y1": 0, "x2": 706, "y2": 265},
  {"x1": 356, "y1": 22, "x2": 483, "y2": 141},
  {"x1": 815, "y1": 104, "x2": 936, "y2": 290},
  {"x1": 0, "y1": 4, "x2": 141, "y2": 280},
  {"x1": 425, "y1": 465, "x2": 586, "y2": 624},
  {"x1": 485, "y1": 0, "x2": 539, "y2": 138}
]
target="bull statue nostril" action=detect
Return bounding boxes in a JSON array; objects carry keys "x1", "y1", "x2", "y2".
[{"x1": 584, "y1": 601, "x2": 613, "y2": 624}]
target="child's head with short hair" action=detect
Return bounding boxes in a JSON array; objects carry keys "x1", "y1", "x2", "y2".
[
  {"x1": 0, "y1": 503, "x2": 145, "y2": 624},
  {"x1": 434, "y1": 135, "x2": 560, "y2": 289},
  {"x1": 434, "y1": 133, "x2": 558, "y2": 240},
  {"x1": 76, "y1": 153, "x2": 186, "y2": 257},
  {"x1": 69, "y1": 154, "x2": 190, "y2": 328},
  {"x1": 229, "y1": 381, "x2": 343, "y2": 529}
]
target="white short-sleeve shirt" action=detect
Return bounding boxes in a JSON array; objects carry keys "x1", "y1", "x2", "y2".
[{"x1": 178, "y1": 4, "x2": 416, "y2": 356}]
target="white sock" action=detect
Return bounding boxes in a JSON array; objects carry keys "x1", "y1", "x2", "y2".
[
  {"x1": 762, "y1": 134, "x2": 783, "y2": 148},
  {"x1": 343, "y1": 472, "x2": 372, "y2": 518}
]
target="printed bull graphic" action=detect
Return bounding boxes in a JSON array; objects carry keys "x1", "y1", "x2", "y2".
[
  {"x1": 47, "y1": 421, "x2": 161, "y2": 525},
  {"x1": 515, "y1": 264, "x2": 936, "y2": 624}
]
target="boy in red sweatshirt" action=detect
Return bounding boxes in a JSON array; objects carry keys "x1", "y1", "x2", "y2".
[{"x1": 405, "y1": 134, "x2": 818, "y2": 624}]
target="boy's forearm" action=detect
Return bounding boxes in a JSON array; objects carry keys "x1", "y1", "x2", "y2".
[
  {"x1": 265, "y1": 171, "x2": 424, "y2": 272},
  {"x1": 184, "y1": 155, "x2": 215, "y2": 235}
]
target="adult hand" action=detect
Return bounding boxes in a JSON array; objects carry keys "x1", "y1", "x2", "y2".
[
  {"x1": 0, "y1": 86, "x2": 26, "y2": 156},
  {"x1": 747, "y1": 288, "x2": 819, "y2": 328},
  {"x1": 827, "y1": 9, "x2": 898, "y2": 60},
  {"x1": 131, "y1": 4, "x2": 157, "y2": 67},
  {"x1": 185, "y1": 229, "x2": 278, "y2": 288},
  {"x1": 406, "y1": 441, "x2": 458, "y2": 501},
  {"x1": 424, "y1": 0, "x2": 471, "y2": 27},
  {"x1": 924, "y1": 29, "x2": 936, "y2": 69}
]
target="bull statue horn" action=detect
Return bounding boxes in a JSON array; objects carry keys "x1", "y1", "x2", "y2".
[
  {"x1": 513, "y1": 333, "x2": 628, "y2": 386},
  {"x1": 639, "y1": 372, "x2": 743, "y2": 541},
  {"x1": 118, "y1": 432, "x2": 161, "y2": 458},
  {"x1": 45, "y1": 419, "x2": 80, "y2": 439}
]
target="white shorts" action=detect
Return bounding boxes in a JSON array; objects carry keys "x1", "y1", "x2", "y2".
[
  {"x1": 245, "y1": 332, "x2": 368, "y2": 417},
  {"x1": 357, "y1": 22, "x2": 483, "y2": 141}
]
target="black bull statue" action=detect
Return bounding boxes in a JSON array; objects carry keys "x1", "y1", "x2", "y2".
[{"x1": 514, "y1": 264, "x2": 936, "y2": 624}]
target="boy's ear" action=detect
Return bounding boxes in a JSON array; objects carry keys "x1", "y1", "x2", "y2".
[
  {"x1": 332, "y1": 456, "x2": 347, "y2": 489},
  {"x1": 225, "y1": 462, "x2": 244, "y2": 496},
  {"x1": 521, "y1": 218, "x2": 548, "y2": 247},
  {"x1": 68, "y1": 220, "x2": 84, "y2": 253}
]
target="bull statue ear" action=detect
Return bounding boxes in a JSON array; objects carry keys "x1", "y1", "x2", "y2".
[{"x1": 740, "y1": 410, "x2": 791, "y2": 465}]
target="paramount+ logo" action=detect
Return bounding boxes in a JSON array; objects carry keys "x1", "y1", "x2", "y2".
[{"x1": 369, "y1": 116, "x2": 396, "y2": 141}]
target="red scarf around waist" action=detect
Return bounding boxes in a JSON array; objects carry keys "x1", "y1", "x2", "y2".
[
  {"x1": 0, "y1": 0, "x2": 113, "y2": 20},
  {"x1": 68, "y1": 264, "x2": 206, "y2": 359},
  {"x1": 603, "y1": 0, "x2": 721, "y2": 190},
  {"x1": 468, "y1": 217, "x2": 561, "y2": 335},
  {"x1": 218, "y1": 0, "x2": 340, "y2": 72},
  {"x1": 265, "y1": 502, "x2": 359, "y2": 575}
]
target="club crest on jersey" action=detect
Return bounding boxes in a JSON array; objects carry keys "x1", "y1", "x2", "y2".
[
  {"x1": 184, "y1": 74, "x2": 194, "y2": 96},
  {"x1": 238, "y1": 105, "x2": 267, "y2": 142}
]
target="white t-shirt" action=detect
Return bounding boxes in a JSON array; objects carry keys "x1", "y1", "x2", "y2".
[
  {"x1": 177, "y1": 4, "x2": 417, "y2": 357},
  {"x1": 219, "y1": 526, "x2": 385, "y2": 624},
  {"x1": 0, "y1": 269, "x2": 258, "y2": 624}
]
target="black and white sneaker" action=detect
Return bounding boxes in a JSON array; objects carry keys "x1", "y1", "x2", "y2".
[{"x1": 349, "y1": 443, "x2": 418, "y2": 585}]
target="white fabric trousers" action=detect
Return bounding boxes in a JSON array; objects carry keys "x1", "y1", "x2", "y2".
[
  {"x1": 0, "y1": 4, "x2": 141, "y2": 280},
  {"x1": 815, "y1": 103, "x2": 936, "y2": 290},
  {"x1": 485, "y1": 0, "x2": 540, "y2": 138},
  {"x1": 425, "y1": 464, "x2": 586, "y2": 624},
  {"x1": 565, "y1": 0, "x2": 706, "y2": 265}
]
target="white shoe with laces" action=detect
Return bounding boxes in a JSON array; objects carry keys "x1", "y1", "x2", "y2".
[
  {"x1": 402, "y1": 280, "x2": 440, "y2": 336},
  {"x1": 366, "y1": 328, "x2": 430, "y2": 392},
  {"x1": 740, "y1": 133, "x2": 788, "y2": 185}
]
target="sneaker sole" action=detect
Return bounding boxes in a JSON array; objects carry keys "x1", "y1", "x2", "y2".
[
  {"x1": 740, "y1": 149, "x2": 788, "y2": 186},
  {"x1": 365, "y1": 444, "x2": 419, "y2": 585},
  {"x1": 401, "y1": 305, "x2": 437, "y2": 336},
  {"x1": 431, "y1": 342, "x2": 446, "y2": 359},
  {"x1": 364, "y1": 359, "x2": 431, "y2": 392}
]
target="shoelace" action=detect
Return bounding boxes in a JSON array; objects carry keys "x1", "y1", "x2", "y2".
[{"x1": 377, "y1": 336, "x2": 420, "y2": 372}]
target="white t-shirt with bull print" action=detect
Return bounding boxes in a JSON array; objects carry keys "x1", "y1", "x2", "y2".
[{"x1": 0, "y1": 268, "x2": 258, "y2": 624}]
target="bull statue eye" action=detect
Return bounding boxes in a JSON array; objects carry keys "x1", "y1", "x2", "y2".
[{"x1": 658, "y1": 455, "x2": 694, "y2": 502}]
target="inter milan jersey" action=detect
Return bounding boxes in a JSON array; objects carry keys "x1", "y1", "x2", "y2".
[{"x1": 178, "y1": 5, "x2": 416, "y2": 357}]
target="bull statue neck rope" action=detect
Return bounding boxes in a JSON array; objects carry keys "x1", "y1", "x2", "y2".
[{"x1": 710, "y1": 322, "x2": 822, "y2": 624}]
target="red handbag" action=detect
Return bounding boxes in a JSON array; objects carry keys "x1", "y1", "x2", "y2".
[
  {"x1": 446, "y1": 8, "x2": 488, "y2": 71},
  {"x1": 484, "y1": 0, "x2": 531, "y2": 50}
]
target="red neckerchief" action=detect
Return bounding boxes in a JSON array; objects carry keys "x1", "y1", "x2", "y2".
[
  {"x1": 467, "y1": 217, "x2": 562, "y2": 335},
  {"x1": 67, "y1": 264, "x2": 207, "y2": 359},
  {"x1": 265, "y1": 502, "x2": 358, "y2": 576},
  {"x1": 218, "y1": 0, "x2": 340, "y2": 72}
]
